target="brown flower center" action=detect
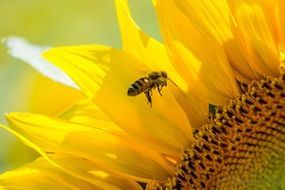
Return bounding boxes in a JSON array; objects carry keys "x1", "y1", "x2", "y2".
[{"x1": 148, "y1": 69, "x2": 285, "y2": 189}]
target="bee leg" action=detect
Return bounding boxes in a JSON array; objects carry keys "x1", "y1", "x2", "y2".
[
  {"x1": 144, "y1": 90, "x2": 152, "y2": 107},
  {"x1": 156, "y1": 84, "x2": 163, "y2": 96}
]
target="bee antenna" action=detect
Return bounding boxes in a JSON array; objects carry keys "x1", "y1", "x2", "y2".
[{"x1": 167, "y1": 77, "x2": 178, "y2": 87}]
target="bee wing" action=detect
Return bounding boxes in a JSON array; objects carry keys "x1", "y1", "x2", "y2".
[
  {"x1": 131, "y1": 68, "x2": 149, "y2": 76},
  {"x1": 127, "y1": 68, "x2": 149, "y2": 87}
]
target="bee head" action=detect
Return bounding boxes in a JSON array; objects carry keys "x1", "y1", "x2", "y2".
[
  {"x1": 161, "y1": 71, "x2": 167, "y2": 78},
  {"x1": 162, "y1": 71, "x2": 178, "y2": 87}
]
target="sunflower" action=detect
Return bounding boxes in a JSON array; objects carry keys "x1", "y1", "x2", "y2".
[{"x1": 1, "y1": 0, "x2": 285, "y2": 189}]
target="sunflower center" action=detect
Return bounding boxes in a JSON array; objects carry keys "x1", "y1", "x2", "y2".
[{"x1": 148, "y1": 69, "x2": 285, "y2": 190}]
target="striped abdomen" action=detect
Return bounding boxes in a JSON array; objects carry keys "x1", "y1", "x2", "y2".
[{"x1": 127, "y1": 77, "x2": 152, "y2": 96}]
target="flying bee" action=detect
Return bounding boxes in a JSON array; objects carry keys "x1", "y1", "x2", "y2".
[{"x1": 127, "y1": 71, "x2": 177, "y2": 107}]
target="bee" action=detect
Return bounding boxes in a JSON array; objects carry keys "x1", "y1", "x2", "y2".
[{"x1": 127, "y1": 71, "x2": 177, "y2": 107}]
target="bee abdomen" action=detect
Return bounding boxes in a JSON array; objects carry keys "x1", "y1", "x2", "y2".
[{"x1": 127, "y1": 77, "x2": 151, "y2": 96}]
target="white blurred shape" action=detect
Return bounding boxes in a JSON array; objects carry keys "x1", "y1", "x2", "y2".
[{"x1": 2, "y1": 36, "x2": 79, "y2": 90}]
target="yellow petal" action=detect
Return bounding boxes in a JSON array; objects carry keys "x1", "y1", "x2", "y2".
[
  {"x1": 0, "y1": 124, "x2": 50, "y2": 162},
  {"x1": 43, "y1": 45, "x2": 192, "y2": 155},
  {"x1": 158, "y1": 0, "x2": 259, "y2": 82},
  {"x1": 223, "y1": 37, "x2": 261, "y2": 82},
  {"x1": 172, "y1": 88, "x2": 208, "y2": 129},
  {"x1": 154, "y1": 0, "x2": 240, "y2": 105},
  {"x1": 116, "y1": 0, "x2": 208, "y2": 128},
  {"x1": 228, "y1": 0, "x2": 280, "y2": 77},
  {"x1": 58, "y1": 99, "x2": 126, "y2": 136},
  {"x1": 0, "y1": 155, "x2": 142, "y2": 190},
  {"x1": 170, "y1": 0, "x2": 233, "y2": 43},
  {"x1": 0, "y1": 125, "x2": 142, "y2": 190},
  {"x1": 115, "y1": 0, "x2": 186, "y2": 89},
  {"x1": 4, "y1": 115, "x2": 173, "y2": 182},
  {"x1": 45, "y1": 154, "x2": 143, "y2": 190},
  {"x1": 0, "y1": 167, "x2": 76, "y2": 190},
  {"x1": 281, "y1": 51, "x2": 285, "y2": 65},
  {"x1": 0, "y1": 126, "x2": 66, "y2": 190},
  {"x1": 43, "y1": 45, "x2": 152, "y2": 98},
  {"x1": 5, "y1": 113, "x2": 92, "y2": 151},
  {"x1": 278, "y1": 0, "x2": 285, "y2": 49},
  {"x1": 28, "y1": 74, "x2": 84, "y2": 115},
  {"x1": 62, "y1": 130, "x2": 173, "y2": 182}
]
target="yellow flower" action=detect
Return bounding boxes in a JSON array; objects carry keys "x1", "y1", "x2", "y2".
[{"x1": 1, "y1": 0, "x2": 285, "y2": 190}]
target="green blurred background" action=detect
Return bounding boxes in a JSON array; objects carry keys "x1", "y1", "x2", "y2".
[{"x1": 0, "y1": 0, "x2": 160, "y2": 173}]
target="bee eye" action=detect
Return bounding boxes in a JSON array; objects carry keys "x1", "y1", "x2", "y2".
[{"x1": 161, "y1": 71, "x2": 167, "y2": 77}]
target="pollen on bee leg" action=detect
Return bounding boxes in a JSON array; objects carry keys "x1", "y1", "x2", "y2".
[
  {"x1": 148, "y1": 67, "x2": 285, "y2": 189},
  {"x1": 144, "y1": 90, "x2": 152, "y2": 107}
]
